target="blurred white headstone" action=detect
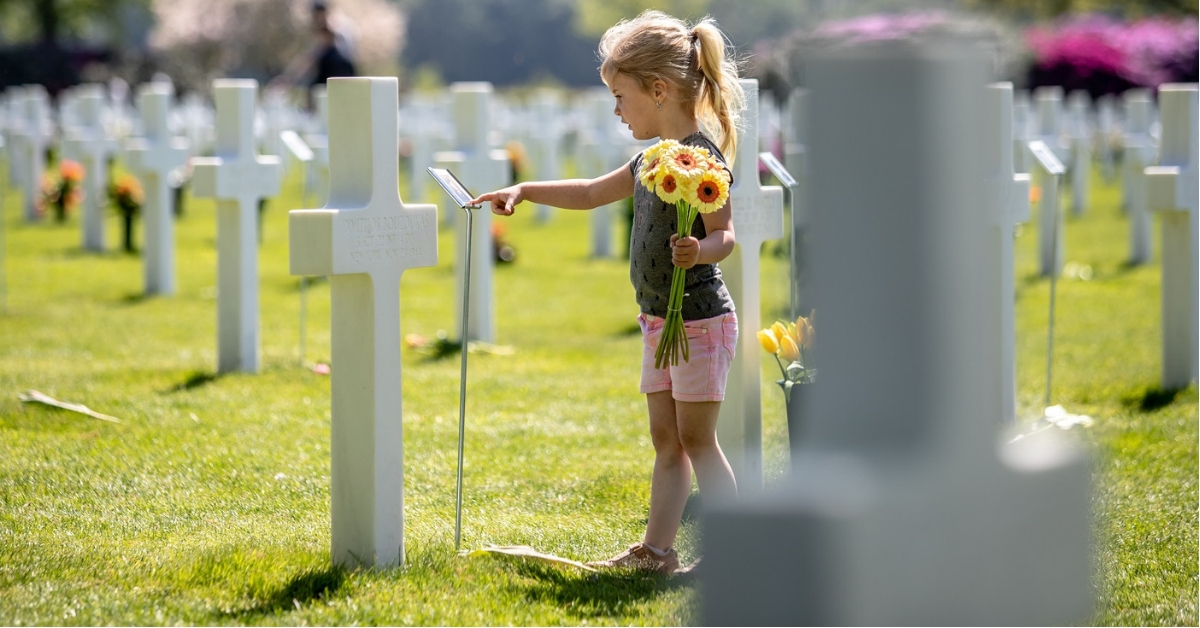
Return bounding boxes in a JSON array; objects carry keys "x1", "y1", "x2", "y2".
[
  {"x1": 702, "y1": 39, "x2": 1092, "y2": 626},
  {"x1": 986, "y1": 82, "x2": 1031, "y2": 424},
  {"x1": 290, "y1": 77, "x2": 438, "y2": 569},
  {"x1": 127, "y1": 82, "x2": 189, "y2": 295},
  {"x1": 19, "y1": 86, "x2": 52, "y2": 222},
  {"x1": 1123, "y1": 89, "x2": 1157, "y2": 265},
  {"x1": 63, "y1": 85, "x2": 117, "y2": 252},
  {"x1": 1145, "y1": 84, "x2": 1199, "y2": 389},
  {"x1": 1065, "y1": 90, "x2": 1091, "y2": 216},
  {"x1": 435, "y1": 82, "x2": 509, "y2": 344}
]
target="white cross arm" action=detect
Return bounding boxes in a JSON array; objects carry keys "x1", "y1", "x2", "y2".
[
  {"x1": 290, "y1": 208, "x2": 437, "y2": 278},
  {"x1": 1145, "y1": 85, "x2": 1198, "y2": 215}
]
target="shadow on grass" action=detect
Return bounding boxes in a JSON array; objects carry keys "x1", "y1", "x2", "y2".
[
  {"x1": 118, "y1": 292, "x2": 151, "y2": 306},
  {"x1": 614, "y1": 322, "x2": 641, "y2": 337},
  {"x1": 219, "y1": 566, "x2": 346, "y2": 620},
  {"x1": 1121, "y1": 385, "x2": 1182, "y2": 412},
  {"x1": 166, "y1": 370, "x2": 223, "y2": 392},
  {"x1": 512, "y1": 561, "x2": 691, "y2": 619}
]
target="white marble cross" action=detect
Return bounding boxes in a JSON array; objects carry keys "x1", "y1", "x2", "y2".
[
  {"x1": 783, "y1": 88, "x2": 810, "y2": 316},
  {"x1": 1012, "y1": 89, "x2": 1033, "y2": 173},
  {"x1": 1065, "y1": 90, "x2": 1091, "y2": 216},
  {"x1": 1033, "y1": 86, "x2": 1068, "y2": 162},
  {"x1": 290, "y1": 77, "x2": 438, "y2": 568},
  {"x1": 1096, "y1": 93, "x2": 1117, "y2": 180},
  {"x1": 1123, "y1": 89, "x2": 1157, "y2": 265},
  {"x1": 303, "y1": 86, "x2": 330, "y2": 207},
  {"x1": 435, "y1": 82, "x2": 510, "y2": 344},
  {"x1": 1145, "y1": 84, "x2": 1199, "y2": 390},
  {"x1": 18, "y1": 86, "x2": 52, "y2": 223},
  {"x1": 985, "y1": 83, "x2": 1031, "y2": 424},
  {"x1": 1031, "y1": 139, "x2": 1067, "y2": 277},
  {"x1": 528, "y1": 89, "x2": 562, "y2": 224},
  {"x1": 63, "y1": 85, "x2": 117, "y2": 251},
  {"x1": 126, "y1": 82, "x2": 189, "y2": 295},
  {"x1": 577, "y1": 87, "x2": 622, "y2": 258},
  {"x1": 192, "y1": 80, "x2": 282, "y2": 373},
  {"x1": 703, "y1": 41, "x2": 1091, "y2": 625},
  {"x1": 717, "y1": 78, "x2": 784, "y2": 492}
]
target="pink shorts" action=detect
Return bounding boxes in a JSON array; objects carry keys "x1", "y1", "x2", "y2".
[{"x1": 639, "y1": 311, "x2": 738, "y2": 402}]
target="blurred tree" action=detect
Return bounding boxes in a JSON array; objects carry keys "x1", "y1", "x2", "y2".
[
  {"x1": 402, "y1": 0, "x2": 599, "y2": 88},
  {"x1": 573, "y1": 0, "x2": 710, "y2": 37},
  {"x1": 961, "y1": 0, "x2": 1198, "y2": 18},
  {"x1": 0, "y1": 0, "x2": 151, "y2": 93},
  {"x1": 147, "y1": 0, "x2": 402, "y2": 95}
]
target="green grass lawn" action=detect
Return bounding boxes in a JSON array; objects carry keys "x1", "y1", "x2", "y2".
[{"x1": 0, "y1": 161, "x2": 1194, "y2": 626}]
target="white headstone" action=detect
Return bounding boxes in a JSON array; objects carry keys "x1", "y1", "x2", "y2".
[
  {"x1": 1096, "y1": 93, "x2": 1117, "y2": 180},
  {"x1": 191, "y1": 80, "x2": 282, "y2": 373},
  {"x1": 1012, "y1": 89, "x2": 1033, "y2": 173},
  {"x1": 702, "y1": 40, "x2": 1092, "y2": 625},
  {"x1": 528, "y1": 89, "x2": 562, "y2": 223},
  {"x1": 290, "y1": 76, "x2": 438, "y2": 569},
  {"x1": 19, "y1": 86, "x2": 52, "y2": 223},
  {"x1": 1145, "y1": 84, "x2": 1199, "y2": 390},
  {"x1": 783, "y1": 88, "x2": 810, "y2": 315},
  {"x1": 435, "y1": 82, "x2": 509, "y2": 344},
  {"x1": 126, "y1": 83, "x2": 189, "y2": 295},
  {"x1": 985, "y1": 83, "x2": 1031, "y2": 424},
  {"x1": 303, "y1": 86, "x2": 330, "y2": 207},
  {"x1": 1033, "y1": 86, "x2": 1068, "y2": 161},
  {"x1": 1065, "y1": 90, "x2": 1091, "y2": 216},
  {"x1": 1123, "y1": 89, "x2": 1157, "y2": 265},
  {"x1": 716, "y1": 78, "x2": 784, "y2": 492},
  {"x1": 63, "y1": 85, "x2": 117, "y2": 251},
  {"x1": 577, "y1": 87, "x2": 622, "y2": 258}
]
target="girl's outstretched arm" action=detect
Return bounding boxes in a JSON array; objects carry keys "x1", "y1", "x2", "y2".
[{"x1": 470, "y1": 164, "x2": 634, "y2": 216}]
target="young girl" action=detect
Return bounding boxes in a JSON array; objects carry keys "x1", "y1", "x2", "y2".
[{"x1": 470, "y1": 10, "x2": 744, "y2": 576}]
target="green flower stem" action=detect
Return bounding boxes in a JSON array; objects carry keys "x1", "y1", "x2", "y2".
[{"x1": 654, "y1": 199, "x2": 700, "y2": 370}]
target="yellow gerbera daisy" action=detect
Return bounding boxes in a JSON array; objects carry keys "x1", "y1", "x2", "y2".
[
  {"x1": 685, "y1": 167, "x2": 731, "y2": 214},
  {"x1": 654, "y1": 168, "x2": 686, "y2": 205}
]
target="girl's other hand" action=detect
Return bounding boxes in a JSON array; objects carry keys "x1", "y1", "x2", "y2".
[
  {"x1": 470, "y1": 184, "x2": 524, "y2": 216},
  {"x1": 670, "y1": 234, "x2": 700, "y2": 269}
]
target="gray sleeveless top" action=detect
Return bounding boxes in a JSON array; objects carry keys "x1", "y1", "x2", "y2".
[{"x1": 628, "y1": 131, "x2": 735, "y2": 321}]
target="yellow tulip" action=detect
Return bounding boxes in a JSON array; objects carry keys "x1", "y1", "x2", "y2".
[
  {"x1": 771, "y1": 322, "x2": 789, "y2": 345},
  {"x1": 779, "y1": 334, "x2": 801, "y2": 361},
  {"x1": 757, "y1": 329, "x2": 779, "y2": 355}
]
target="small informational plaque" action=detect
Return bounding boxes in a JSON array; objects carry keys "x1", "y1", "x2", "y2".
[
  {"x1": 1028, "y1": 140, "x2": 1066, "y2": 176},
  {"x1": 427, "y1": 167, "x2": 479, "y2": 208},
  {"x1": 758, "y1": 151, "x2": 797, "y2": 188}
]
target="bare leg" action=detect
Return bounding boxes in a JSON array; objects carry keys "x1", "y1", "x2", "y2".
[
  {"x1": 676, "y1": 399, "x2": 737, "y2": 503},
  {"x1": 643, "y1": 390, "x2": 693, "y2": 551}
]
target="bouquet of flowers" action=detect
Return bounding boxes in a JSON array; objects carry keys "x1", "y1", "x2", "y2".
[
  {"x1": 757, "y1": 310, "x2": 816, "y2": 403},
  {"x1": 37, "y1": 160, "x2": 85, "y2": 222},
  {"x1": 636, "y1": 139, "x2": 732, "y2": 369},
  {"x1": 109, "y1": 174, "x2": 145, "y2": 252}
]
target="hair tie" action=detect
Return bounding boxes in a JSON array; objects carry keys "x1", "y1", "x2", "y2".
[{"x1": 690, "y1": 30, "x2": 700, "y2": 44}]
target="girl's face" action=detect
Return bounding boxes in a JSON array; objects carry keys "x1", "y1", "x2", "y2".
[{"x1": 610, "y1": 73, "x2": 662, "y2": 140}]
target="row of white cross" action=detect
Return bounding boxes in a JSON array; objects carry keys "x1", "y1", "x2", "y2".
[{"x1": 1, "y1": 71, "x2": 1195, "y2": 621}]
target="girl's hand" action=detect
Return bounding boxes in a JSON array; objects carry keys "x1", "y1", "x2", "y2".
[
  {"x1": 470, "y1": 184, "x2": 524, "y2": 216},
  {"x1": 670, "y1": 234, "x2": 700, "y2": 269}
]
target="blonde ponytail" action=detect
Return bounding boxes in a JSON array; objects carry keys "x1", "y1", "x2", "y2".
[
  {"x1": 598, "y1": 11, "x2": 743, "y2": 164},
  {"x1": 691, "y1": 19, "x2": 744, "y2": 161}
]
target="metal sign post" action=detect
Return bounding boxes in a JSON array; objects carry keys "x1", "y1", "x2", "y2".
[
  {"x1": 1028, "y1": 140, "x2": 1066, "y2": 412},
  {"x1": 454, "y1": 201, "x2": 477, "y2": 550}
]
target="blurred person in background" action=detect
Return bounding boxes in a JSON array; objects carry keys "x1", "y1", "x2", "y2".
[{"x1": 270, "y1": 0, "x2": 358, "y2": 109}]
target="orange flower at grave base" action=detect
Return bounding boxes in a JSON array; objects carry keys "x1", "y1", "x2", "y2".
[{"x1": 1029, "y1": 185, "x2": 1042, "y2": 204}]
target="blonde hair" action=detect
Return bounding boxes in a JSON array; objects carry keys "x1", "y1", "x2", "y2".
[{"x1": 599, "y1": 10, "x2": 744, "y2": 162}]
